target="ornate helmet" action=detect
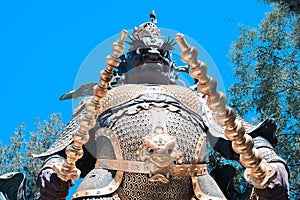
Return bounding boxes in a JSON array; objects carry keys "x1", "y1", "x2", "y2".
[
  {"x1": 127, "y1": 10, "x2": 175, "y2": 52},
  {"x1": 116, "y1": 10, "x2": 183, "y2": 85}
]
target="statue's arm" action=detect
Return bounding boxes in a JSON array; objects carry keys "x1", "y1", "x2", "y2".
[
  {"x1": 253, "y1": 136, "x2": 289, "y2": 199},
  {"x1": 37, "y1": 142, "x2": 96, "y2": 200},
  {"x1": 37, "y1": 155, "x2": 73, "y2": 200},
  {"x1": 207, "y1": 119, "x2": 290, "y2": 199}
]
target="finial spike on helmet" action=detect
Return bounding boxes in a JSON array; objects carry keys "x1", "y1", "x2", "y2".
[{"x1": 150, "y1": 9, "x2": 157, "y2": 24}]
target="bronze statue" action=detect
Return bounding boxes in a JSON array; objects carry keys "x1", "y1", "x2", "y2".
[{"x1": 34, "y1": 11, "x2": 289, "y2": 200}]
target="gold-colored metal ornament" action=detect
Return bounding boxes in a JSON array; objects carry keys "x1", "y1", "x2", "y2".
[
  {"x1": 175, "y1": 33, "x2": 277, "y2": 189},
  {"x1": 53, "y1": 30, "x2": 128, "y2": 182}
]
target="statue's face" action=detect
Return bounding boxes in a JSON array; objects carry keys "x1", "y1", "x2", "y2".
[
  {"x1": 126, "y1": 47, "x2": 170, "y2": 69},
  {"x1": 119, "y1": 47, "x2": 175, "y2": 85}
]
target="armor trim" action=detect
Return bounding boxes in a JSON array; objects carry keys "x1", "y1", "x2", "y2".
[
  {"x1": 72, "y1": 171, "x2": 123, "y2": 200},
  {"x1": 99, "y1": 84, "x2": 201, "y2": 116},
  {"x1": 193, "y1": 132, "x2": 207, "y2": 164},
  {"x1": 95, "y1": 159, "x2": 207, "y2": 177},
  {"x1": 192, "y1": 176, "x2": 226, "y2": 200},
  {"x1": 73, "y1": 128, "x2": 124, "y2": 199}
]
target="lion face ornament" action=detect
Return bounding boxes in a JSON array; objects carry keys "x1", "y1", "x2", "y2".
[{"x1": 139, "y1": 126, "x2": 182, "y2": 168}]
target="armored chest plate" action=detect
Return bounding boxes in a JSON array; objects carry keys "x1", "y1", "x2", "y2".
[
  {"x1": 97, "y1": 85, "x2": 207, "y2": 200},
  {"x1": 74, "y1": 85, "x2": 211, "y2": 200}
]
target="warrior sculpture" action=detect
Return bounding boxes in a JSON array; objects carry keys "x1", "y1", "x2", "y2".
[{"x1": 34, "y1": 11, "x2": 289, "y2": 200}]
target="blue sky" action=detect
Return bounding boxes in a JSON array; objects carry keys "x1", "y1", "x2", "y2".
[{"x1": 0, "y1": 0, "x2": 271, "y2": 197}]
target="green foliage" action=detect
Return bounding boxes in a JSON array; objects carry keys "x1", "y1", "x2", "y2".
[
  {"x1": 228, "y1": 3, "x2": 300, "y2": 199},
  {"x1": 0, "y1": 113, "x2": 64, "y2": 200},
  {"x1": 259, "y1": 0, "x2": 300, "y2": 48}
]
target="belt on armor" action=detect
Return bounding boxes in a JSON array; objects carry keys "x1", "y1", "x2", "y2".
[{"x1": 95, "y1": 159, "x2": 207, "y2": 177}]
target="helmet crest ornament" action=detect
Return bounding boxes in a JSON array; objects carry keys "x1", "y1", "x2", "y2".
[{"x1": 126, "y1": 11, "x2": 176, "y2": 51}]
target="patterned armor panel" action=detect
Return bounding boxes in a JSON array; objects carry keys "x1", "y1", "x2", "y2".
[
  {"x1": 106, "y1": 94, "x2": 205, "y2": 199},
  {"x1": 118, "y1": 173, "x2": 193, "y2": 200},
  {"x1": 73, "y1": 85, "x2": 224, "y2": 200},
  {"x1": 106, "y1": 95, "x2": 206, "y2": 163}
]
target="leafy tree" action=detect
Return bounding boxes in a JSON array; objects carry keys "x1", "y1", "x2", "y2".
[
  {"x1": 0, "y1": 113, "x2": 64, "y2": 200},
  {"x1": 260, "y1": 0, "x2": 300, "y2": 13},
  {"x1": 259, "y1": 0, "x2": 300, "y2": 48},
  {"x1": 228, "y1": 3, "x2": 300, "y2": 199}
]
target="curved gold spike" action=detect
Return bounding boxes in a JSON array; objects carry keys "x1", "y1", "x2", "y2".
[
  {"x1": 53, "y1": 30, "x2": 128, "y2": 182},
  {"x1": 175, "y1": 33, "x2": 276, "y2": 189}
]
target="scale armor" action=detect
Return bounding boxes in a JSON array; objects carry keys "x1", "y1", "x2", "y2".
[{"x1": 71, "y1": 84, "x2": 225, "y2": 199}]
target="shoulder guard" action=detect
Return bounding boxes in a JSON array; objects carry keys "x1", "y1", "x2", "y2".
[
  {"x1": 32, "y1": 98, "x2": 89, "y2": 159},
  {"x1": 247, "y1": 118, "x2": 277, "y2": 147},
  {"x1": 207, "y1": 118, "x2": 278, "y2": 160}
]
